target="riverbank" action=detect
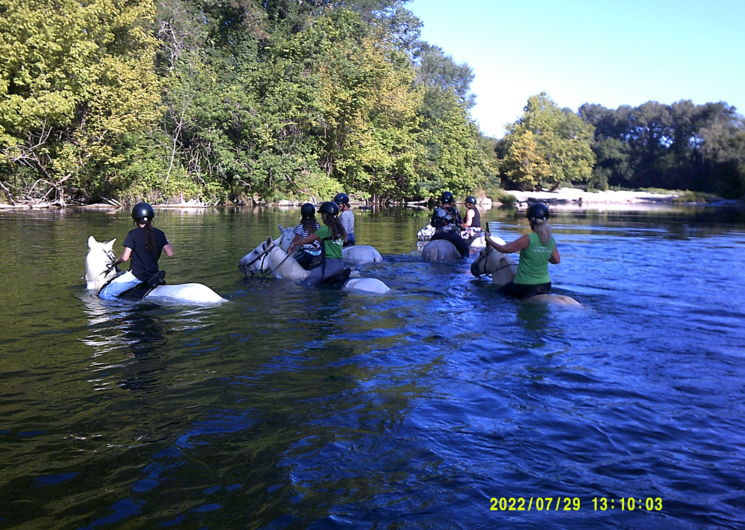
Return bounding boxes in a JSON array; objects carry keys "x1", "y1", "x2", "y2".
[
  {"x1": 502, "y1": 187, "x2": 681, "y2": 211},
  {"x1": 1, "y1": 188, "x2": 738, "y2": 211}
]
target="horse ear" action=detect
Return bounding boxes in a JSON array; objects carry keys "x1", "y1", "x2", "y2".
[
  {"x1": 277, "y1": 224, "x2": 285, "y2": 232},
  {"x1": 105, "y1": 238, "x2": 116, "y2": 249},
  {"x1": 88, "y1": 236, "x2": 97, "y2": 249}
]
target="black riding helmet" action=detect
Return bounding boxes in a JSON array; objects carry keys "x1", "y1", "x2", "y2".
[
  {"x1": 333, "y1": 192, "x2": 349, "y2": 205},
  {"x1": 300, "y1": 203, "x2": 315, "y2": 218},
  {"x1": 440, "y1": 191, "x2": 454, "y2": 204},
  {"x1": 131, "y1": 202, "x2": 155, "y2": 222},
  {"x1": 526, "y1": 202, "x2": 550, "y2": 220},
  {"x1": 319, "y1": 201, "x2": 339, "y2": 216},
  {"x1": 465, "y1": 196, "x2": 477, "y2": 205}
]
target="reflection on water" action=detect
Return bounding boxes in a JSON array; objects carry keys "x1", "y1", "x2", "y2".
[{"x1": 0, "y1": 207, "x2": 744, "y2": 528}]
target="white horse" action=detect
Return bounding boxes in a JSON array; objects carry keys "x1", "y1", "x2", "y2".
[
  {"x1": 421, "y1": 239, "x2": 463, "y2": 262},
  {"x1": 470, "y1": 235, "x2": 581, "y2": 306},
  {"x1": 272, "y1": 225, "x2": 383, "y2": 265},
  {"x1": 85, "y1": 236, "x2": 227, "y2": 304},
  {"x1": 239, "y1": 238, "x2": 390, "y2": 294},
  {"x1": 420, "y1": 232, "x2": 487, "y2": 262}
]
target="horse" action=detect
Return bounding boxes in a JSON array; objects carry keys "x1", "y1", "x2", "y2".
[
  {"x1": 238, "y1": 238, "x2": 390, "y2": 294},
  {"x1": 470, "y1": 235, "x2": 582, "y2": 306},
  {"x1": 272, "y1": 225, "x2": 383, "y2": 265},
  {"x1": 85, "y1": 236, "x2": 227, "y2": 304},
  {"x1": 420, "y1": 232, "x2": 487, "y2": 262}
]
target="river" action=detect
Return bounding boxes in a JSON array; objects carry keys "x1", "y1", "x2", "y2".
[{"x1": 1, "y1": 205, "x2": 743, "y2": 528}]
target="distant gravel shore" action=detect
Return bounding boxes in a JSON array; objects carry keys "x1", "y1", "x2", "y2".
[{"x1": 501, "y1": 187, "x2": 681, "y2": 211}]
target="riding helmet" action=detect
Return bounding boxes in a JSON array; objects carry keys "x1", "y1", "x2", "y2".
[
  {"x1": 526, "y1": 202, "x2": 550, "y2": 220},
  {"x1": 319, "y1": 201, "x2": 339, "y2": 216},
  {"x1": 333, "y1": 192, "x2": 350, "y2": 205},
  {"x1": 465, "y1": 196, "x2": 477, "y2": 205},
  {"x1": 131, "y1": 202, "x2": 155, "y2": 222},
  {"x1": 440, "y1": 191, "x2": 454, "y2": 204},
  {"x1": 300, "y1": 203, "x2": 315, "y2": 218}
]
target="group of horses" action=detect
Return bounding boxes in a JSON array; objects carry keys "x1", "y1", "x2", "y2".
[{"x1": 84, "y1": 224, "x2": 580, "y2": 306}]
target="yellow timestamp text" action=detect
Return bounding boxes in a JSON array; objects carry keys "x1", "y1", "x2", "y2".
[{"x1": 489, "y1": 497, "x2": 664, "y2": 512}]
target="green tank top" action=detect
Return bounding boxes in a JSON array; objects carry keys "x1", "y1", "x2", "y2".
[
  {"x1": 315, "y1": 226, "x2": 343, "y2": 259},
  {"x1": 514, "y1": 232, "x2": 555, "y2": 285}
]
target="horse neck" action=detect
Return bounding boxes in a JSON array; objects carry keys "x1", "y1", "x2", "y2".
[{"x1": 267, "y1": 247, "x2": 308, "y2": 280}]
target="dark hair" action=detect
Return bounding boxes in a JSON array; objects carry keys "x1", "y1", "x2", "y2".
[
  {"x1": 322, "y1": 213, "x2": 346, "y2": 241},
  {"x1": 302, "y1": 217, "x2": 318, "y2": 235},
  {"x1": 141, "y1": 220, "x2": 156, "y2": 252}
]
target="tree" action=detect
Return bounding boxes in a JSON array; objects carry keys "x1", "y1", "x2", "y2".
[
  {"x1": 500, "y1": 93, "x2": 595, "y2": 190},
  {"x1": 0, "y1": 0, "x2": 161, "y2": 203}
]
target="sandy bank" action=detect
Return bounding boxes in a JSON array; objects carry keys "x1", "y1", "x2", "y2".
[{"x1": 503, "y1": 187, "x2": 681, "y2": 211}]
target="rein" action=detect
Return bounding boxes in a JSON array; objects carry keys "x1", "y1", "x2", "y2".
[
  {"x1": 245, "y1": 241, "x2": 294, "y2": 278},
  {"x1": 474, "y1": 239, "x2": 514, "y2": 277},
  {"x1": 96, "y1": 250, "x2": 120, "y2": 294}
]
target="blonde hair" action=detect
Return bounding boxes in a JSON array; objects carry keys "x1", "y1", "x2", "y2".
[{"x1": 530, "y1": 217, "x2": 553, "y2": 246}]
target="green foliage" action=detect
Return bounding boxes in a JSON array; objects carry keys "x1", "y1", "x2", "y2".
[
  {"x1": 9, "y1": 0, "x2": 740, "y2": 206},
  {"x1": 0, "y1": 0, "x2": 161, "y2": 202},
  {"x1": 580, "y1": 100, "x2": 745, "y2": 198},
  {"x1": 498, "y1": 93, "x2": 595, "y2": 191}
]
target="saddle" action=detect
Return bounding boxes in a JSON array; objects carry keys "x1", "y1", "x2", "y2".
[
  {"x1": 317, "y1": 267, "x2": 352, "y2": 290},
  {"x1": 118, "y1": 270, "x2": 167, "y2": 301}
]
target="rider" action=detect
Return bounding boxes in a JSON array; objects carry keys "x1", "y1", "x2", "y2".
[
  {"x1": 460, "y1": 195, "x2": 482, "y2": 239},
  {"x1": 430, "y1": 206, "x2": 470, "y2": 258},
  {"x1": 100, "y1": 202, "x2": 174, "y2": 299},
  {"x1": 434, "y1": 191, "x2": 462, "y2": 227},
  {"x1": 291, "y1": 203, "x2": 322, "y2": 270},
  {"x1": 484, "y1": 202, "x2": 559, "y2": 299},
  {"x1": 287, "y1": 201, "x2": 347, "y2": 286},
  {"x1": 334, "y1": 192, "x2": 355, "y2": 246}
]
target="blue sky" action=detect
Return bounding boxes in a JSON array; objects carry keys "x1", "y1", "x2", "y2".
[{"x1": 407, "y1": 0, "x2": 745, "y2": 138}]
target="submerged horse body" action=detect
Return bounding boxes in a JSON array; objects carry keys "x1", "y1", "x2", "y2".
[
  {"x1": 238, "y1": 238, "x2": 389, "y2": 295},
  {"x1": 420, "y1": 233, "x2": 486, "y2": 262},
  {"x1": 85, "y1": 236, "x2": 226, "y2": 304}
]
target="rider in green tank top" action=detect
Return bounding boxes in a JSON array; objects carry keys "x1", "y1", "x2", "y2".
[
  {"x1": 514, "y1": 232, "x2": 555, "y2": 285},
  {"x1": 483, "y1": 202, "x2": 560, "y2": 299}
]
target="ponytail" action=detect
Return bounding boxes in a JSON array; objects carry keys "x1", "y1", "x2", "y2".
[
  {"x1": 530, "y1": 217, "x2": 553, "y2": 246},
  {"x1": 323, "y1": 214, "x2": 346, "y2": 241},
  {"x1": 302, "y1": 217, "x2": 318, "y2": 235},
  {"x1": 138, "y1": 220, "x2": 156, "y2": 251}
]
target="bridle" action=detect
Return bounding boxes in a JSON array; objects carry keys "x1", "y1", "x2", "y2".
[
  {"x1": 242, "y1": 240, "x2": 294, "y2": 277},
  {"x1": 101, "y1": 248, "x2": 119, "y2": 277},
  {"x1": 472, "y1": 245, "x2": 513, "y2": 277}
]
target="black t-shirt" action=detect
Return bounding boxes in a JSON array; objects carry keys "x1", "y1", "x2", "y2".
[{"x1": 123, "y1": 226, "x2": 169, "y2": 281}]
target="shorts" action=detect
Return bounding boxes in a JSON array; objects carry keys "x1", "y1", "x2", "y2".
[{"x1": 499, "y1": 281, "x2": 551, "y2": 299}]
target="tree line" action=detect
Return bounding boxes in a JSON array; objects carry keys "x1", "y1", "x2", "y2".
[
  {"x1": 1, "y1": 1, "x2": 743, "y2": 205},
  {"x1": 497, "y1": 94, "x2": 745, "y2": 199}
]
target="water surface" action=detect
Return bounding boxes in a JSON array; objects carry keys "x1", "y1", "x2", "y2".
[{"x1": 0, "y1": 206, "x2": 743, "y2": 528}]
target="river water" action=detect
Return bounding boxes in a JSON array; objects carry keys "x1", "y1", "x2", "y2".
[{"x1": 0, "y1": 205, "x2": 743, "y2": 529}]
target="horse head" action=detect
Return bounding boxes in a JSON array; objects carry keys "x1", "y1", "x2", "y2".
[
  {"x1": 470, "y1": 237, "x2": 515, "y2": 286},
  {"x1": 85, "y1": 236, "x2": 118, "y2": 291}
]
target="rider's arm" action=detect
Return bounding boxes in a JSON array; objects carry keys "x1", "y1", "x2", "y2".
[
  {"x1": 163, "y1": 243, "x2": 174, "y2": 257},
  {"x1": 549, "y1": 245, "x2": 560, "y2": 264},
  {"x1": 485, "y1": 234, "x2": 530, "y2": 253},
  {"x1": 460, "y1": 209, "x2": 474, "y2": 229},
  {"x1": 288, "y1": 233, "x2": 319, "y2": 252},
  {"x1": 117, "y1": 246, "x2": 132, "y2": 263}
]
